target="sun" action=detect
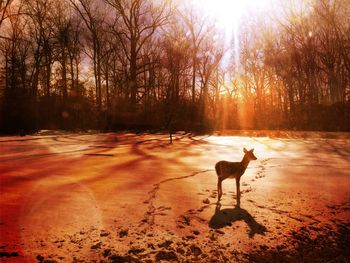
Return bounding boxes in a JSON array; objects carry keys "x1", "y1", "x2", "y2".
[
  {"x1": 192, "y1": 0, "x2": 274, "y2": 40},
  {"x1": 191, "y1": 0, "x2": 274, "y2": 70}
]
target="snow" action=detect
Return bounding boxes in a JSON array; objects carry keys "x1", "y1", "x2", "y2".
[{"x1": 1, "y1": 132, "x2": 349, "y2": 262}]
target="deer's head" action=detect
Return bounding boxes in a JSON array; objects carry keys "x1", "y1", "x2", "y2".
[{"x1": 243, "y1": 148, "x2": 257, "y2": 160}]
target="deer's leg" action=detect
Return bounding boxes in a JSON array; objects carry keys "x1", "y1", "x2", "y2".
[
  {"x1": 236, "y1": 177, "x2": 241, "y2": 206},
  {"x1": 217, "y1": 178, "x2": 222, "y2": 202}
]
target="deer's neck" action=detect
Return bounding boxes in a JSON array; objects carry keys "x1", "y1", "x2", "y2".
[{"x1": 241, "y1": 156, "x2": 250, "y2": 170}]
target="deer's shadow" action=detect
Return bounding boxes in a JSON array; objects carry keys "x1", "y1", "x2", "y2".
[{"x1": 209, "y1": 204, "x2": 267, "y2": 238}]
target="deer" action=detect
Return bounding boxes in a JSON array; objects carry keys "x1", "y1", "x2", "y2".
[{"x1": 215, "y1": 148, "x2": 257, "y2": 206}]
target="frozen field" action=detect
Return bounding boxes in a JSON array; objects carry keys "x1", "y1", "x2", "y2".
[{"x1": 1, "y1": 132, "x2": 350, "y2": 262}]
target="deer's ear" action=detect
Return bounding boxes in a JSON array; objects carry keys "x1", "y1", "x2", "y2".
[
  {"x1": 243, "y1": 148, "x2": 248, "y2": 153},
  {"x1": 250, "y1": 148, "x2": 254, "y2": 152}
]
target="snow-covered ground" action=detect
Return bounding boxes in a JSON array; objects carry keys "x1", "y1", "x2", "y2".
[{"x1": 1, "y1": 132, "x2": 349, "y2": 262}]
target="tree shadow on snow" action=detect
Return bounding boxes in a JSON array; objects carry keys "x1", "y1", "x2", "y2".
[{"x1": 209, "y1": 204, "x2": 267, "y2": 238}]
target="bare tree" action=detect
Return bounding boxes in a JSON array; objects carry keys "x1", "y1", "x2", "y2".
[
  {"x1": 180, "y1": 7, "x2": 208, "y2": 104},
  {"x1": 197, "y1": 36, "x2": 224, "y2": 127},
  {"x1": 69, "y1": 0, "x2": 105, "y2": 111},
  {"x1": 105, "y1": 0, "x2": 172, "y2": 111},
  {"x1": 161, "y1": 20, "x2": 191, "y2": 142}
]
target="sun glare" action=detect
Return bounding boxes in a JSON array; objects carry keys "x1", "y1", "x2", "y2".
[
  {"x1": 192, "y1": 0, "x2": 274, "y2": 70},
  {"x1": 193, "y1": 0, "x2": 273, "y2": 34}
]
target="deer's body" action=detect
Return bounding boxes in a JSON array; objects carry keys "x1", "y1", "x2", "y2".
[{"x1": 215, "y1": 148, "x2": 257, "y2": 206}]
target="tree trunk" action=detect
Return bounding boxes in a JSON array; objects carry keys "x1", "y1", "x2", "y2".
[
  {"x1": 61, "y1": 45, "x2": 68, "y2": 98},
  {"x1": 105, "y1": 64, "x2": 110, "y2": 110},
  {"x1": 130, "y1": 37, "x2": 137, "y2": 112},
  {"x1": 192, "y1": 55, "x2": 196, "y2": 103},
  {"x1": 70, "y1": 55, "x2": 75, "y2": 92},
  {"x1": 45, "y1": 51, "x2": 51, "y2": 98},
  {"x1": 96, "y1": 40, "x2": 102, "y2": 110}
]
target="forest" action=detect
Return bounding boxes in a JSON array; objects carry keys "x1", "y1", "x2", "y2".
[{"x1": 0, "y1": 0, "x2": 349, "y2": 134}]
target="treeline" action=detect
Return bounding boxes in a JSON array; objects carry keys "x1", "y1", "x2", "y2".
[
  {"x1": 234, "y1": 0, "x2": 350, "y2": 131},
  {"x1": 0, "y1": 0, "x2": 349, "y2": 134}
]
